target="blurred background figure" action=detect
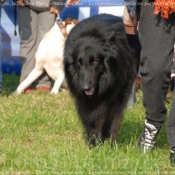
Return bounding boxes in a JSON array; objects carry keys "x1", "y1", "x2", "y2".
[{"x1": 14, "y1": 0, "x2": 75, "y2": 93}]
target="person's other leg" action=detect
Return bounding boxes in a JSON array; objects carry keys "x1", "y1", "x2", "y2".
[{"x1": 139, "y1": 2, "x2": 175, "y2": 127}]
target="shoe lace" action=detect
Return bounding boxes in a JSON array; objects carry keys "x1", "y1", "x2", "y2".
[
  {"x1": 171, "y1": 147, "x2": 175, "y2": 154},
  {"x1": 142, "y1": 122, "x2": 159, "y2": 147}
]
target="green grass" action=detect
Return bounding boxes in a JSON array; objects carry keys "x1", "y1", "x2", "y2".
[{"x1": 0, "y1": 74, "x2": 175, "y2": 174}]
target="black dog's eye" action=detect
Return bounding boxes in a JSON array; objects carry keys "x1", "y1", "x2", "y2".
[
  {"x1": 77, "y1": 57, "x2": 83, "y2": 67},
  {"x1": 77, "y1": 61, "x2": 82, "y2": 67},
  {"x1": 92, "y1": 60, "x2": 98, "y2": 66}
]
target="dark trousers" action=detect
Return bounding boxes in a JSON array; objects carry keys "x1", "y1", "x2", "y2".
[
  {"x1": 167, "y1": 79, "x2": 175, "y2": 148},
  {"x1": 138, "y1": 0, "x2": 175, "y2": 148}
]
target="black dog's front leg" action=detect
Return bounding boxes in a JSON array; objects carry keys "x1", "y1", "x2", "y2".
[{"x1": 86, "y1": 118, "x2": 106, "y2": 147}]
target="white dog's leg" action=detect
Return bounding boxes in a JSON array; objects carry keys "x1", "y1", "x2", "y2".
[
  {"x1": 15, "y1": 67, "x2": 44, "y2": 94},
  {"x1": 50, "y1": 72, "x2": 64, "y2": 94}
]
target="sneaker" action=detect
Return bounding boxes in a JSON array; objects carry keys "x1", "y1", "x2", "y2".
[
  {"x1": 138, "y1": 120, "x2": 161, "y2": 153},
  {"x1": 170, "y1": 147, "x2": 175, "y2": 166}
]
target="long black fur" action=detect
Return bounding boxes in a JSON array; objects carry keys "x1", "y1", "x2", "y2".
[{"x1": 64, "y1": 14, "x2": 140, "y2": 146}]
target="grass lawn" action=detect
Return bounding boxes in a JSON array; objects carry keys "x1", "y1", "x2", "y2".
[{"x1": 0, "y1": 74, "x2": 175, "y2": 175}]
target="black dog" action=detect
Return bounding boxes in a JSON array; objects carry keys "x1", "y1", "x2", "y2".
[{"x1": 64, "y1": 14, "x2": 140, "y2": 146}]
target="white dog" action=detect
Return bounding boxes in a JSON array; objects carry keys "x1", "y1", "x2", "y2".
[{"x1": 15, "y1": 18, "x2": 78, "y2": 94}]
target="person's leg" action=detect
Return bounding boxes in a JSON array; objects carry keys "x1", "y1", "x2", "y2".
[
  {"x1": 167, "y1": 77, "x2": 175, "y2": 165},
  {"x1": 0, "y1": 7, "x2": 2, "y2": 93},
  {"x1": 0, "y1": 33, "x2": 2, "y2": 93},
  {"x1": 34, "y1": 11, "x2": 56, "y2": 89},
  {"x1": 18, "y1": 7, "x2": 38, "y2": 89},
  {"x1": 167, "y1": 72, "x2": 175, "y2": 148},
  {"x1": 138, "y1": 0, "x2": 175, "y2": 152}
]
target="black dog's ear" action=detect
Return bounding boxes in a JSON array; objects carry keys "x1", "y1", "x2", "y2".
[
  {"x1": 64, "y1": 49, "x2": 74, "y2": 65},
  {"x1": 103, "y1": 31, "x2": 117, "y2": 52},
  {"x1": 106, "y1": 31, "x2": 116, "y2": 43},
  {"x1": 103, "y1": 31, "x2": 118, "y2": 54}
]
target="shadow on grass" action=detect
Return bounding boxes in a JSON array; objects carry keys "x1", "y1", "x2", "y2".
[{"x1": 2, "y1": 74, "x2": 20, "y2": 96}]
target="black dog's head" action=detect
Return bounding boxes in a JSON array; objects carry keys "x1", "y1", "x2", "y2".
[
  {"x1": 72, "y1": 41, "x2": 106, "y2": 96},
  {"x1": 64, "y1": 34, "x2": 122, "y2": 98}
]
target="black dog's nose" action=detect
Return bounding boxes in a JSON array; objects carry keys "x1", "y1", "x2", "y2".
[{"x1": 82, "y1": 84, "x2": 91, "y2": 91}]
